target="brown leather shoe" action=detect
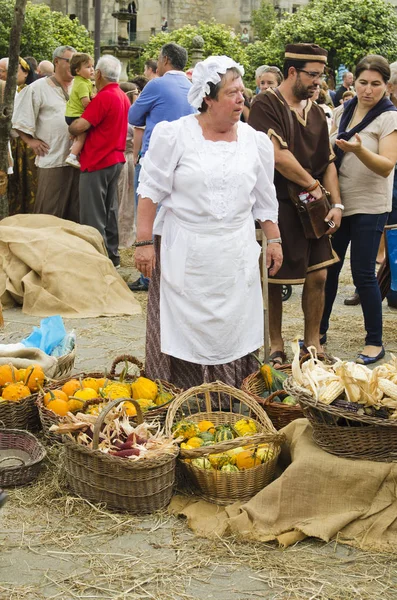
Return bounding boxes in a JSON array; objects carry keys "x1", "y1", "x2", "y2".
[{"x1": 344, "y1": 293, "x2": 360, "y2": 306}]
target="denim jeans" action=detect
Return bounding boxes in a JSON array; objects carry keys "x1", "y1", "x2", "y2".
[
  {"x1": 133, "y1": 161, "x2": 150, "y2": 286},
  {"x1": 321, "y1": 212, "x2": 388, "y2": 346}
]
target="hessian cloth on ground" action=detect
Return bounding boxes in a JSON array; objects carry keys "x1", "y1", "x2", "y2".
[{"x1": 169, "y1": 419, "x2": 397, "y2": 553}]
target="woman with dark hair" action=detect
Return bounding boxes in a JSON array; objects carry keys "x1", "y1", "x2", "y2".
[
  {"x1": 134, "y1": 56, "x2": 282, "y2": 389},
  {"x1": 321, "y1": 55, "x2": 397, "y2": 364},
  {"x1": 8, "y1": 57, "x2": 38, "y2": 214}
]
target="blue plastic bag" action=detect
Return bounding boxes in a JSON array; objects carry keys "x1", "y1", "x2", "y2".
[
  {"x1": 387, "y1": 228, "x2": 397, "y2": 292},
  {"x1": 21, "y1": 315, "x2": 67, "y2": 355}
]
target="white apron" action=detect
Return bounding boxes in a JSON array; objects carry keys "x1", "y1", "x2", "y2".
[{"x1": 159, "y1": 209, "x2": 263, "y2": 365}]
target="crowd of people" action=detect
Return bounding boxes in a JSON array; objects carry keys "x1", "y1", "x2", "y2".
[{"x1": 2, "y1": 38, "x2": 397, "y2": 389}]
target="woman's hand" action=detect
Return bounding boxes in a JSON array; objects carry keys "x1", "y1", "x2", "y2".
[
  {"x1": 266, "y1": 243, "x2": 283, "y2": 276},
  {"x1": 334, "y1": 133, "x2": 362, "y2": 154},
  {"x1": 135, "y1": 245, "x2": 155, "y2": 278}
]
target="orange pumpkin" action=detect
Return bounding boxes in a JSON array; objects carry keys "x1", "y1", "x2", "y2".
[
  {"x1": 0, "y1": 364, "x2": 15, "y2": 387},
  {"x1": 25, "y1": 365, "x2": 45, "y2": 392},
  {"x1": 2, "y1": 382, "x2": 31, "y2": 402},
  {"x1": 235, "y1": 449, "x2": 262, "y2": 470},
  {"x1": 46, "y1": 398, "x2": 69, "y2": 416},
  {"x1": 61, "y1": 379, "x2": 81, "y2": 397},
  {"x1": 43, "y1": 389, "x2": 69, "y2": 406}
]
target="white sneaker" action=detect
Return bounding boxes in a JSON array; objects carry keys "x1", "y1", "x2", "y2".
[{"x1": 65, "y1": 155, "x2": 81, "y2": 169}]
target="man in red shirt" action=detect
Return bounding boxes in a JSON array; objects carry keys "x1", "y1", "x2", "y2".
[{"x1": 69, "y1": 55, "x2": 130, "y2": 268}]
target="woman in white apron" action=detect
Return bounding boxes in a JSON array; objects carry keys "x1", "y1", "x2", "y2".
[{"x1": 135, "y1": 56, "x2": 282, "y2": 389}]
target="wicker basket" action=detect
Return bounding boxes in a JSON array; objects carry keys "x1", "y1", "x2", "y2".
[
  {"x1": 37, "y1": 355, "x2": 180, "y2": 441},
  {"x1": 52, "y1": 345, "x2": 76, "y2": 379},
  {"x1": 63, "y1": 398, "x2": 179, "y2": 513},
  {"x1": 242, "y1": 365, "x2": 303, "y2": 430},
  {"x1": 165, "y1": 381, "x2": 285, "y2": 505},
  {"x1": 285, "y1": 377, "x2": 397, "y2": 462},
  {"x1": 0, "y1": 428, "x2": 46, "y2": 486},
  {"x1": 0, "y1": 393, "x2": 40, "y2": 431}
]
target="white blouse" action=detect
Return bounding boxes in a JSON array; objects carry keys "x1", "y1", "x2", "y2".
[{"x1": 138, "y1": 114, "x2": 278, "y2": 365}]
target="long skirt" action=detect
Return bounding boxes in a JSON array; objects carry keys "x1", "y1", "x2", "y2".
[{"x1": 145, "y1": 236, "x2": 259, "y2": 390}]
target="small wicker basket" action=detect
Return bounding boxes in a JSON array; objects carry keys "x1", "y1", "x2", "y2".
[
  {"x1": 165, "y1": 381, "x2": 285, "y2": 505},
  {"x1": 0, "y1": 428, "x2": 46, "y2": 486},
  {"x1": 285, "y1": 377, "x2": 397, "y2": 462},
  {"x1": 37, "y1": 355, "x2": 180, "y2": 441},
  {"x1": 52, "y1": 345, "x2": 76, "y2": 380},
  {"x1": 242, "y1": 364, "x2": 303, "y2": 430},
  {"x1": 0, "y1": 393, "x2": 40, "y2": 431},
  {"x1": 63, "y1": 398, "x2": 179, "y2": 513}
]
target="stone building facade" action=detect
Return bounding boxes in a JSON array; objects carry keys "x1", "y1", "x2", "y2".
[
  {"x1": 33, "y1": 0, "x2": 397, "y2": 45},
  {"x1": 32, "y1": 0, "x2": 312, "y2": 45}
]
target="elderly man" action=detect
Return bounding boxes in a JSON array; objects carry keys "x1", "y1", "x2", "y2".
[
  {"x1": 37, "y1": 60, "x2": 54, "y2": 77},
  {"x1": 128, "y1": 41, "x2": 195, "y2": 291},
  {"x1": 69, "y1": 55, "x2": 130, "y2": 269},
  {"x1": 249, "y1": 43, "x2": 343, "y2": 365},
  {"x1": 12, "y1": 45, "x2": 79, "y2": 221},
  {"x1": 333, "y1": 71, "x2": 354, "y2": 106}
]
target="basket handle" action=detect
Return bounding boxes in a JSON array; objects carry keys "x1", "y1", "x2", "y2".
[
  {"x1": 109, "y1": 355, "x2": 145, "y2": 379},
  {"x1": 0, "y1": 456, "x2": 26, "y2": 466},
  {"x1": 92, "y1": 398, "x2": 143, "y2": 450}
]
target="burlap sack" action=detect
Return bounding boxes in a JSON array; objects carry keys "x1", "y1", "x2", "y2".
[
  {"x1": 0, "y1": 214, "x2": 141, "y2": 318},
  {"x1": 170, "y1": 419, "x2": 397, "y2": 552}
]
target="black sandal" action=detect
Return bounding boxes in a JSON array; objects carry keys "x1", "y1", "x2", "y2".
[{"x1": 269, "y1": 351, "x2": 287, "y2": 369}]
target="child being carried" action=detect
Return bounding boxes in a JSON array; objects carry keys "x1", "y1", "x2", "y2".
[{"x1": 65, "y1": 53, "x2": 94, "y2": 169}]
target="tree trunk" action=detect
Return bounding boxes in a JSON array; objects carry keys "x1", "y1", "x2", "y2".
[{"x1": 0, "y1": 0, "x2": 28, "y2": 220}]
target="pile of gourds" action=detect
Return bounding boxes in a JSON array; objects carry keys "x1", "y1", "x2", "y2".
[
  {"x1": 43, "y1": 374, "x2": 172, "y2": 417},
  {"x1": 0, "y1": 364, "x2": 45, "y2": 402},
  {"x1": 172, "y1": 417, "x2": 275, "y2": 471}
]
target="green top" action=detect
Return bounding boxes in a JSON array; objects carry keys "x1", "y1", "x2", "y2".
[{"x1": 65, "y1": 75, "x2": 93, "y2": 117}]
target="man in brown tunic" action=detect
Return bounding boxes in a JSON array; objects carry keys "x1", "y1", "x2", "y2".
[{"x1": 249, "y1": 43, "x2": 343, "y2": 365}]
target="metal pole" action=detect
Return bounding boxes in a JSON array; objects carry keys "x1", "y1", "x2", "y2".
[
  {"x1": 94, "y1": 0, "x2": 101, "y2": 64},
  {"x1": 262, "y1": 231, "x2": 270, "y2": 364}
]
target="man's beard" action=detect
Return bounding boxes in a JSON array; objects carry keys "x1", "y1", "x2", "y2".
[{"x1": 292, "y1": 76, "x2": 316, "y2": 101}]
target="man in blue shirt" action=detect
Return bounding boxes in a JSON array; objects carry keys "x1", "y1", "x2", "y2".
[{"x1": 128, "y1": 42, "x2": 195, "y2": 291}]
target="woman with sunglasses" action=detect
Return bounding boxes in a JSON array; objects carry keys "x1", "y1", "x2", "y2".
[{"x1": 321, "y1": 55, "x2": 397, "y2": 364}]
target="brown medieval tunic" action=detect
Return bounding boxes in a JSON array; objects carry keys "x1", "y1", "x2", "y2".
[{"x1": 249, "y1": 88, "x2": 339, "y2": 284}]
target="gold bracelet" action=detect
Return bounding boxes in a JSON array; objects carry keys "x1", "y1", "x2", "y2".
[{"x1": 305, "y1": 179, "x2": 320, "y2": 193}]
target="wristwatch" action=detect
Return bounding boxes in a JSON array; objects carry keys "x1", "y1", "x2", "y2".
[
  {"x1": 332, "y1": 203, "x2": 345, "y2": 211},
  {"x1": 267, "y1": 237, "x2": 282, "y2": 245}
]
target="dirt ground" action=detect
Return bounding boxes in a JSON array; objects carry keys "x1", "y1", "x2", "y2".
[{"x1": 1, "y1": 252, "x2": 397, "y2": 600}]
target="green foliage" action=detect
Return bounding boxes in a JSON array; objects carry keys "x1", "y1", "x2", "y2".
[
  {"x1": 244, "y1": 41, "x2": 283, "y2": 87},
  {"x1": 259, "y1": 0, "x2": 397, "y2": 71},
  {"x1": 251, "y1": 0, "x2": 278, "y2": 41},
  {"x1": 141, "y1": 20, "x2": 247, "y2": 71},
  {"x1": 0, "y1": 0, "x2": 93, "y2": 62}
]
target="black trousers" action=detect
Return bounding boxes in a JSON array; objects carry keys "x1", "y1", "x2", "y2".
[{"x1": 79, "y1": 163, "x2": 123, "y2": 266}]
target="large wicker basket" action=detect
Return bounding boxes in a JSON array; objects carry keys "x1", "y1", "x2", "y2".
[
  {"x1": 242, "y1": 364, "x2": 304, "y2": 430},
  {"x1": 63, "y1": 398, "x2": 179, "y2": 513},
  {"x1": 285, "y1": 377, "x2": 397, "y2": 462},
  {"x1": 165, "y1": 381, "x2": 285, "y2": 505},
  {"x1": 0, "y1": 428, "x2": 46, "y2": 486},
  {"x1": 0, "y1": 393, "x2": 40, "y2": 431},
  {"x1": 37, "y1": 355, "x2": 180, "y2": 441}
]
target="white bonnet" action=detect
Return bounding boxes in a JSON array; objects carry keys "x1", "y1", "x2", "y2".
[{"x1": 187, "y1": 55, "x2": 245, "y2": 109}]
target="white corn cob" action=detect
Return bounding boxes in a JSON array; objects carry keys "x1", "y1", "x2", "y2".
[
  {"x1": 378, "y1": 378, "x2": 397, "y2": 401},
  {"x1": 344, "y1": 382, "x2": 361, "y2": 403},
  {"x1": 318, "y1": 380, "x2": 345, "y2": 404}
]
